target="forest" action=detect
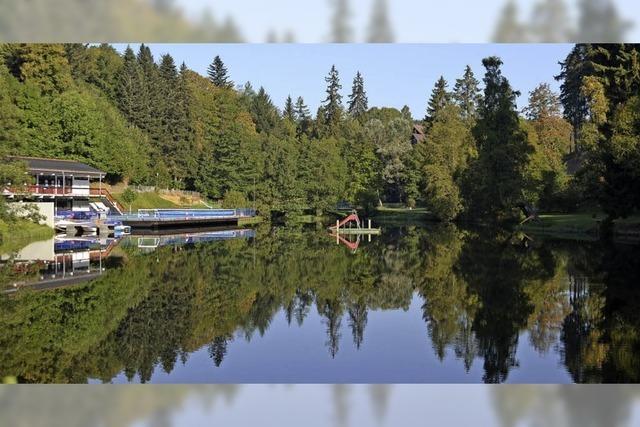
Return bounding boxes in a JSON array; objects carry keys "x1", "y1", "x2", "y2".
[{"x1": 1, "y1": 43, "x2": 639, "y2": 226}]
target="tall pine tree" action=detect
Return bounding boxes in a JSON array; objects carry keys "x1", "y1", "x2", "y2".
[
  {"x1": 207, "y1": 55, "x2": 233, "y2": 89},
  {"x1": 283, "y1": 95, "x2": 296, "y2": 121},
  {"x1": 116, "y1": 46, "x2": 145, "y2": 127},
  {"x1": 158, "y1": 53, "x2": 192, "y2": 186},
  {"x1": 347, "y1": 71, "x2": 368, "y2": 118},
  {"x1": 425, "y1": 76, "x2": 451, "y2": 125},
  {"x1": 555, "y1": 44, "x2": 591, "y2": 144},
  {"x1": 323, "y1": 65, "x2": 343, "y2": 130},
  {"x1": 453, "y1": 65, "x2": 482, "y2": 123},
  {"x1": 294, "y1": 96, "x2": 312, "y2": 135},
  {"x1": 467, "y1": 56, "x2": 532, "y2": 219}
]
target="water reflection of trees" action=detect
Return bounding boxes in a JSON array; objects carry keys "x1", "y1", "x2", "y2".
[{"x1": 2, "y1": 225, "x2": 640, "y2": 383}]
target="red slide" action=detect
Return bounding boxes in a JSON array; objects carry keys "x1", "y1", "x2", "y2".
[{"x1": 329, "y1": 212, "x2": 361, "y2": 230}]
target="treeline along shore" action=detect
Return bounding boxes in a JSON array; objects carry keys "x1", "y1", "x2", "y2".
[{"x1": 1, "y1": 43, "x2": 639, "y2": 237}]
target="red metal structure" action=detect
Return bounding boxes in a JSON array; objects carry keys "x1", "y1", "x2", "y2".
[{"x1": 329, "y1": 211, "x2": 361, "y2": 230}]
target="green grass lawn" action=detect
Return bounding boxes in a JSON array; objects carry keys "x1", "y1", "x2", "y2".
[{"x1": 113, "y1": 191, "x2": 210, "y2": 212}]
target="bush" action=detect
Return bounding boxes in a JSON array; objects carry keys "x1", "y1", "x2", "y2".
[
  {"x1": 121, "y1": 188, "x2": 137, "y2": 211},
  {"x1": 357, "y1": 190, "x2": 379, "y2": 217},
  {"x1": 222, "y1": 190, "x2": 248, "y2": 209}
]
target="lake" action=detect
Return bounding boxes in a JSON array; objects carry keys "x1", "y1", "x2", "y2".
[{"x1": 1, "y1": 223, "x2": 639, "y2": 384}]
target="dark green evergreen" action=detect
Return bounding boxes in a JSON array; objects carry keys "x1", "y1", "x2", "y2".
[
  {"x1": 293, "y1": 96, "x2": 311, "y2": 131},
  {"x1": 453, "y1": 66, "x2": 482, "y2": 122},
  {"x1": 556, "y1": 44, "x2": 591, "y2": 143},
  {"x1": 466, "y1": 56, "x2": 532, "y2": 220},
  {"x1": 347, "y1": 71, "x2": 368, "y2": 118},
  {"x1": 283, "y1": 95, "x2": 296, "y2": 121},
  {"x1": 425, "y1": 76, "x2": 451, "y2": 125},
  {"x1": 207, "y1": 55, "x2": 233, "y2": 89},
  {"x1": 322, "y1": 65, "x2": 343, "y2": 131}
]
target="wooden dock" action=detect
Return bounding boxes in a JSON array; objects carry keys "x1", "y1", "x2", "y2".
[{"x1": 334, "y1": 227, "x2": 381, "y2": 235}]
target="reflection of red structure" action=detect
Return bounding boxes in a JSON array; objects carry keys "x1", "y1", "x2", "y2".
[{"x1": 330, "y1": 233, "x2": 361, "y2": 252}]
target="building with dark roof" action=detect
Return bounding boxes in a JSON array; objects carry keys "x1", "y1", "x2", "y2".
[
  {"x1": 3, "y1": 157, "x2": 122, "y2": 214},
  {"x1": 12, "y1": 156, "x2": 106, "y2": 178}
]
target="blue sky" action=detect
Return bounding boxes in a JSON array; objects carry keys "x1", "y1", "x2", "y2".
[{"x1": 113, "y1": 44, "x2": 573, "y2": 118}]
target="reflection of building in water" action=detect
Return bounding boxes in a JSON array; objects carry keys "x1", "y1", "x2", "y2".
[
  {"x1": 3, "y1": 229, "x2": 258, "y2": 292},
  {"x1": 125, "y1": 229, "x2": 256, "y2": 253},
  {"x1": 2, "y1": 236, "x2": 118, "y2": 292}
]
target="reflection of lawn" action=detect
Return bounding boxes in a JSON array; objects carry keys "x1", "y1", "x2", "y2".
[{"x1": 0, "y1": 220, "x2": 54, "y2": 255}]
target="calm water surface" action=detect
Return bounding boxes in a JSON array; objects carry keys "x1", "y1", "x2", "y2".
[{"x1": 1, "y1": 224, "x2": 639, "y2": 383}]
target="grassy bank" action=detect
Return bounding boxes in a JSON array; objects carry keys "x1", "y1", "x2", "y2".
[
  {"x1": 372, "y1": 206, "x2": 434, "y2": 224},
  {"x1": 0, "y1": 219, "x2": 54, "y2": 254},
  {"x1": 519, "y1": 212, "x2": 640, "y2": 241},
  {"x1": 113, "y1": 191, "x2": 212, "y2": 212}
]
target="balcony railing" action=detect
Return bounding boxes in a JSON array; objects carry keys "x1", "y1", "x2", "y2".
[
  {"x1": 10, "y1": 185, "x2": 111, "y2": 195},
  {"x1": 5, "y1": 185, "x2": 124, "y2": 213}
]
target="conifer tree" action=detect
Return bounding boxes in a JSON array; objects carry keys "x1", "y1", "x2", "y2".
[
  {"x1": 157, "y1": 53, "x2": 191, "y2": 185},
  {"x1": 347, "y1": 71, "x2": 368, "y2": 118},
  {"x1": 425, "y1": 76, "x2": 451, "y2": 125},
  {"x1": 251, "y1": 87, "x2": 279, "y2": 134},
  {"x1": 294, "y1": 96, "x2": 312, "y2": 135},
  {"x1": 523, "y1": 83, "x2": 562, "y2": 120},
  {"x1": 136, "y1": 44, "x2": 162, "y2": 146},
  {"x1": 207, "y1": 55, "x2": 233, "y2": 88},
  {"x1": 467, "y1": 56, "x2": 531, "y2": 219},
  {"x1": 453, "y1": 66, "x2": 482, "y2": 122},
  {"x1": 175, "y1": 62, "x2": 194, "y2": 184},
  {"x1": 116, "y1": 46, "x2": 145, "y2": 128},
  {"x1": 366, "y1": 0, "x2": 394, "y2": 43},
  {"x1": 283, "y1": 95, "x2": 296, "y2": 121},
  {"x1": 329, "y1": 0, "x2": 353, "y2": 42},
  {"x1": 555, "y1": 44, "x2": 591, "y2": 142},
  {"x1": 323, "y1": 65, "x2": 343, "y2": 129}
]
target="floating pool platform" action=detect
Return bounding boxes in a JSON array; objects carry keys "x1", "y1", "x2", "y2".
[{"x1": 115, "y1": 209, "x2": 257, "y2": 231}]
